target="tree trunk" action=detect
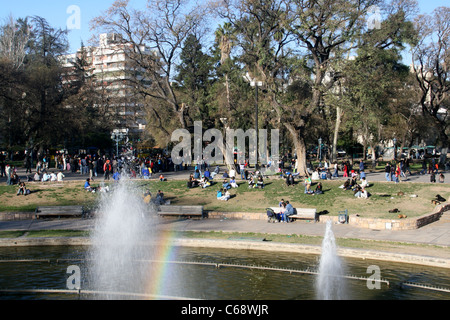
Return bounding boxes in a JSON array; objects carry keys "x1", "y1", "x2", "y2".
[
  {"x1": 332, "y1": 106, "x2": 342, "y2": 163},
  {"x1": 225, "y1": 74, "x2": 231, "y2": 110},
  {"x1": 284, "y1": 123, "x2": 308, "y2": 177},
  {"x1": 369, "y1": 144, "x2": 377, "y2": 169}
]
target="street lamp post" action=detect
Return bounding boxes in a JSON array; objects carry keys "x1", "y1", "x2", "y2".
[
  {"x1": 111, "y1": 129, "x2": 127, "y2": 157},
  {"x1": 393, "y1": 137, "x2": 397, "y2": 161},
  {"x1": 318, "y1": 137, "x2": 322, "y2": 161}
]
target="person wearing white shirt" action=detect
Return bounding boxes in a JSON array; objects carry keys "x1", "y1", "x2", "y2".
[
  {"x1": 50, "y1": 172, "x2": 57, "y2": 181},
  {"x1": 57, "y1": 171, "x2": 65, "y2": 181},
  {"x1": 361, "y1": 177, "x2": 369, "y2": 188},
  {"x1": 41, "y1": 172, "x2": 50, "y2": 182}
]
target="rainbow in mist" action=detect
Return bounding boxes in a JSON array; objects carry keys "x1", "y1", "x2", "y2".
[{"x1": 86, "y1": 176, "x2": 181, "y2": 299}]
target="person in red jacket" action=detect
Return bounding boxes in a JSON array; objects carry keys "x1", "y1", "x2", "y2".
[{"x1": 104, "y1": 160, "x2": 112, "y2": 180}]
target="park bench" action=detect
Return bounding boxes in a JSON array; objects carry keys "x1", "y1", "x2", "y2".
[
  {"x1": 269, "y1": 207, "x2": 318, "y2": 222},
  {"x1": 157, "y1": 205, "x2": 204, "y2": 219},
  {"x1": 35, "y1": 205, "x2": 85, "y2": 219}
]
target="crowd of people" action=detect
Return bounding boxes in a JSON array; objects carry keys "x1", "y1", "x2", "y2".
[
  {"x1": 186, "y1": 163, "x2": 268, "y2": 199},
  {"x1": 2, "y1": 149, "x2": 448, "y2": 213},
  {"x1": 383, "y1": 157, "x2": 446, "y2": 184}
]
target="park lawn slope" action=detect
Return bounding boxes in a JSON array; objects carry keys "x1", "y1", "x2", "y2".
[
  {"x1": 140, "y1": 178, "x2": 449, "y2": 219},
  {"x1": 0, "y1": 178, "x2": 448, "y2": 219}
]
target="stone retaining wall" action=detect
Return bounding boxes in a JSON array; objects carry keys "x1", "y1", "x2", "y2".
[
  {"x1": 345, "y1": 203, "x2": 450, "y2": 230},
  {"x1": 0, "y1": 212, "x2": 34, "y2": 221},
  {"x1": 206, "y1": 203, "x2": 450, "y2": 231}
]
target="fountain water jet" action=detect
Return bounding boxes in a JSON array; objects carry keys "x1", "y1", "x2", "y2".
[
  {"x1": 315, "y1": 220, "x2": 348, "y2": 300},
  {"x1": 87, "y1": 177, "x2": 160, "y2": 299}
]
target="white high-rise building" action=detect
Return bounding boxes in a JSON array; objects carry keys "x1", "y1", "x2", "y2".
[{"x1": 60, "y1": 33, "x2": 150, "y2": 135}]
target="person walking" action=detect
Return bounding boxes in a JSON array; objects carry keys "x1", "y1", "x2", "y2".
[
  {"x1": 25, "y1": 157, "x2": 32, "y2": 174},
  {"x1": 332, "y1": 162, "x2": 339, "y2": 178},
  {"x1": 385, "y1": 163, "x2": 391, "y2": 182}
]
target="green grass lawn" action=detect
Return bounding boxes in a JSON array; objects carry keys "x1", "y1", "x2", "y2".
[
  {"x1": 139, "y1": 177, "x2": 448, "y2": 219},
  {"x1": 0, "y1": 177, "x2": 448, "y2": 219}
]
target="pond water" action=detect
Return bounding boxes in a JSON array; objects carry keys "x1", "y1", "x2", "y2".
[{"x1": 0, "y1": 245, "x2": 449, "y2": 300}]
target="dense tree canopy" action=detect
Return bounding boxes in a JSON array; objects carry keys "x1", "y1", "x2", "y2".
[{"x1": 0, "y1": 0, "x2": 448, "y2": 167}]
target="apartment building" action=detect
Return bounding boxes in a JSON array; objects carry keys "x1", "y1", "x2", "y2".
[{"x1": 60, "y1": 33, "x2": 149, "y2": 136}]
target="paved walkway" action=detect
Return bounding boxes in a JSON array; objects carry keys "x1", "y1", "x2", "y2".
[{"x1": 1, "y1": 208, "x2": 450, "y2": 248}]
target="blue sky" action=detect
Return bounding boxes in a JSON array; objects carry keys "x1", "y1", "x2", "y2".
[{"x1": 1, "y1": 0, "x2": 448, "y2": 54}]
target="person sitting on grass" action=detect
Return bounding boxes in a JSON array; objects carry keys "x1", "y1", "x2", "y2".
[
  {"x1": 355, "y1": 186, "x2": 369, "y2": 198},
  {"x1": 57, "y1": 171, "x2": 65, "y2": 182},
  {"x1": 41, "y1": 171, "x2": 50, "y2": 182},
  {"x1": 84, "y1": 178, "x2": 95, "y2": 192},
  {"x1": 187, "y1": 173, "x2": 198, "y2": 188},
  {"x1": 204, "y1": 168, "x2": 211, "y2": 180},
  {"x1": 342, "y1": 179, "x2": 351, "y2": 190},
  {"x1": 230, "y1": 176, "x2": 238, "y2": 188},
  {"x1": 350, "y1": 176, "x2": 358, "y2": 190},
  {"x1": 326, "y1": 169, "x2": 332, "y2": 180},
  {"x1": 304, "y1": 176, "x2": 313, "y2": 194},
  {"x1": 50, "y1": 171, "x2": 57, "y2": 182},
  {"x1": 314, "y1": 182, "x2": 323, "y2": 195},
  {"x1": 222, "y1": 179, "x2": 231, "y2": 190},
  {"x1": 17, "y1": 182, "x2": 27, "y2": 196},
  {"x1": 211, "y1": 165, "x2": 220, "y2": 179},
  {"x1": 200, "y1": 176, "x2": 211, "y2": 188},
  {"x1": 256, "y1": 176, "x2": 264, "y2": 189},
  {"x1": 222, "y1": 189, "x2": 231, "y2": 201},
  {"x1": 248, "y1": 176, "x2": 255, "y2": 188},
  {"x1": 34, "y1": 172, "x2": 41, "y2": 182},
  {"x1": 361, "y1": 177, "x2": 369, "y2": 188},
  {"x1": 286, "y1": 173, "x2": 294, "y2": 187}
]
